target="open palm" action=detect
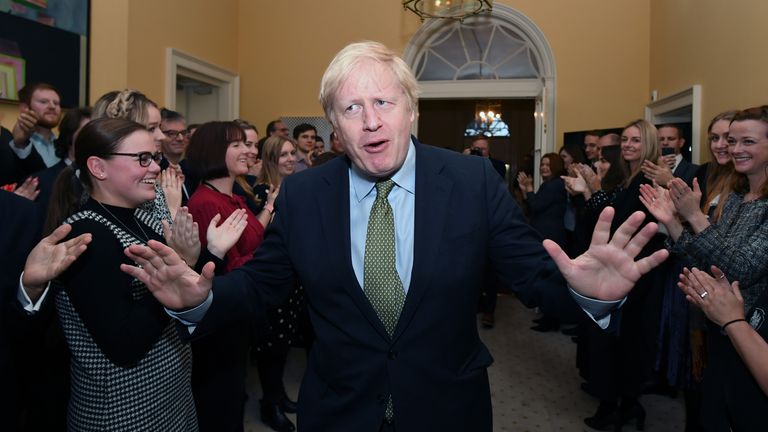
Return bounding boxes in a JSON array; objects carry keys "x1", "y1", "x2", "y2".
[{"x1": 544, "y1": 207, "x2": 669, "y2": 301}]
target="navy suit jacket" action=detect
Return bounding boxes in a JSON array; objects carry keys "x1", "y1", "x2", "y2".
[
  {"x1": 673, "y1": 158, "x2": 699, "y2": 186},
  {"x1": 195, "y1": 139, "x2": 578, "y2": 431}
]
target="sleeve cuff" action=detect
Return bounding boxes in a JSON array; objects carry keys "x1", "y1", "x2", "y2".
[
  {"x1": 164, "y1": 291, "x2": 213, "y2": 333},
  {"x1": 17, "y1": 272, "x2": 51, "y2": 313},
  {"x1": 568, "y1": 286, "x2": 625, "y2": 329},
  {"x1": 9, "y1": 139, "x2": 33, "y2": 158}
]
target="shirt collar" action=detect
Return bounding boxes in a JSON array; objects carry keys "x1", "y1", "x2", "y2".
[{"x1": 350, "y1": 139, "x2": 416, "y2": 202}]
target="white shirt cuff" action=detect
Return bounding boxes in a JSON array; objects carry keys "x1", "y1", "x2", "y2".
[
  {"x1": 164, "y1": 291, "x2": 213, "y2": 334},
  {"x1": 17, "y1": 272, "x2": 51, "y2": 313},
  {"x1": 568, "y1": 286, "x2": 626, "y2": 329}
]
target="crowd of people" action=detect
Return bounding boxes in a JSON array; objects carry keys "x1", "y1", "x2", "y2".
[{"x1": 1, "y1": 40, "x2": 766, "y2": 432}]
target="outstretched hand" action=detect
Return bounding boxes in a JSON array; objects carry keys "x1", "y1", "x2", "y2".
[
  {"x1": 543, "y1": 207, "x2": 669, "y2": 301},
  {"x1": 122, "y1": 240, "x2": 215, "y2": 310},
  {"x1": 22, "y1": 224, "x2": 92, "y2": 301}
]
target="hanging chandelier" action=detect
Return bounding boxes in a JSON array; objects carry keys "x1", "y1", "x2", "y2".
[{"x1": 403, "y1": 0, "x2": 493, "y2": 22}]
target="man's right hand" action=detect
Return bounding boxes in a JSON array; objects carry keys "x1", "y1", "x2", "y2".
[
  {"x1": 121, "y1": 240, "x2": 215, "y2": 310},
  {"x1": 12, "y1": 107, "x2": 38, "y2": 148}
]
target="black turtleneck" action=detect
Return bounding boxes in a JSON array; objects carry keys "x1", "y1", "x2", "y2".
[{"x1": 58, "y1": 199, "x2": 168, "y2": 367}]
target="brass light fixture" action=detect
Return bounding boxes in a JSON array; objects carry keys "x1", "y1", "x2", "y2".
[{"x1": 403, "y1": 0, "x2": 493, "y2": 22}]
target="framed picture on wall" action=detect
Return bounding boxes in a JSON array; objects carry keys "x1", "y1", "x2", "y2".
[{"x1": 0, "y1": 0, "x2": 89, "y2": 107}]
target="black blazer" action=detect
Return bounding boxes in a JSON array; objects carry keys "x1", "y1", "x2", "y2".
[
  {"x1": 0, "y1": 127, "x2": 47, "y2": 186},
  {"x1": 195, "y1": 139, "x2": 578, "y2": 431},
  {"x1": 673, "y1": 158, "x2": 699, "y2": 186}
]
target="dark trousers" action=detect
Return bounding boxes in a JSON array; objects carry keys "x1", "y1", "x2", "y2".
[
  {"x1": 380, "y1": 420, "x2": 396, "y2": 432},
  {"x1": 256, "y1": 344, "x2": 290, "y2": 403}
]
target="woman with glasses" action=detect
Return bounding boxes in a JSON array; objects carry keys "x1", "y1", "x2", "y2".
[
  {"x1": 92, "y1": 89, "x2": 183, "y2": 225},
  {"x1": 641, "y1": 107, "x2": 768, "y2": 431},
  {"x1": 38, "y1": 117, "x2": 246, "y2": 431}
]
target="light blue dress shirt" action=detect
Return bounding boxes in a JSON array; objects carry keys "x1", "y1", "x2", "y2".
[
  {"x1": 349, "y1": 141, "x2": 416, "y2": 292},
  {"x1": 9, "y1": 132, "x2": 60, "y2": 168}
]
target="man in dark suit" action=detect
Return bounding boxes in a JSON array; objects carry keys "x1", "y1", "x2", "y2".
[
  {"x1": 122, "y1": 42, "x2": 668, "y2": 432},
  {"x1": 641, "y1": 123, "x2": 699, "y2": 187}
]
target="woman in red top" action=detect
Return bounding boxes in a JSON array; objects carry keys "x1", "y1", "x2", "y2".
[
  {"x1": 187, "y1": 122, "x2": 273, "y2": 273},
  {"x1": 185, "y1": 121, "x2": 275, "y2": 431}
]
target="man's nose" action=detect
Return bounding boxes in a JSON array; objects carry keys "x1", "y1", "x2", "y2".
[{"x1": 363, "y1": 106, "x2": 382, "y2": 131}]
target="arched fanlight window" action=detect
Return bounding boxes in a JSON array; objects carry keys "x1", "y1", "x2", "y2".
[{"x1": 412, "y1": 19, "x2": 542, "y2": 81}]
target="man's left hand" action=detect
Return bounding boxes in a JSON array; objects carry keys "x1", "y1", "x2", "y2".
[{"x1": 543, "y1": 207, "x2": 669, "y2": 301}]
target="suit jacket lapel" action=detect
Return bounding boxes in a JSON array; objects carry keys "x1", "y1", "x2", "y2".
[
  {"x1": 318, "y1": 157, "x2": 392, "y2": 341},
  {"x1": 393, "y1": 140, "x2": 452, "y2": 340}
]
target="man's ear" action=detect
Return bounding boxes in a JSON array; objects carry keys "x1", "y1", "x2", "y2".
[{"x1": 86, "y1": 156, "x2": 108, "y2": 181}]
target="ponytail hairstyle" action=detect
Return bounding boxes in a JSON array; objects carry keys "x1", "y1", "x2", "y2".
[
  {"x1": 92, "y1": 89, "x2": 158, "y2": 126},
  {"x1": 44, "y1": 118, "x2": 147, "y2": 234}
]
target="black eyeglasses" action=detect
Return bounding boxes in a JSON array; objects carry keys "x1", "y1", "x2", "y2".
[
  {"x1": 108, "y1": 151, "x2": 163, "y2": 167},
  {"x1": 161, "y1": 129, "x2": 189, "y2": 139}
]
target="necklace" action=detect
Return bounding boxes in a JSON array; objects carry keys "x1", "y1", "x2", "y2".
[{"x1": 96, "y1": 200, "x2": 151, "y2": 243}]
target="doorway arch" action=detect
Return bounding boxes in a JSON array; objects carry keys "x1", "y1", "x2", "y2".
[{"x1": 404, "y1": 5, "x2": 556, "y2": 183}]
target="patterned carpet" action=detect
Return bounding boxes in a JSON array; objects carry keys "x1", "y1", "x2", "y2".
[{"x1": 244, "y1": 294, "x2": 686, "y2": 431}]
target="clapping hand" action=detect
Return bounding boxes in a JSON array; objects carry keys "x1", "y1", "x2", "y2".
[
  {"x1": 163, "y1": 206, "x2": 200, "y2": 266},
  {"x1": 14, "y1": 177, "x2": 40, "y2": 201},
  {"x1": 544, "y1": 207, "x2": 669, "y2": 301},
  {"x1": 678, "y1": 266, "x2": 744, "y2": 327},
  {"x1": 638, "y1": 182, "x2": 676, "y2": 227},
  {"x1": 160, "y1": 169, "x2": 183, "y2": 220},
  {"x1": 517, "y1": 172, "x2": 534, "y2": 193},
  {"x1": 641, "y1": 159, "x2": 674, "y2": 187},
  {"x1": 12, "y1": 107, "x2": 38, "y2": 147},
  {"x1": 22, "y1": 224, "x2": 92, "y2": 302},
  {"x1": 574, "y1": 163, "x2": 600, "y2": 193},
  {"x1": 562, "y1": 170, "x2": 589, "y2": 197},
  {"x1": 206, "y1": 209, "x2": 248, "y2": 259},
  {"x1": 122, "y1": 240, "x2": 215, "y2": 310},
  {"x1": 669, "y1": 178, "x2": 702, "y2": 221}
]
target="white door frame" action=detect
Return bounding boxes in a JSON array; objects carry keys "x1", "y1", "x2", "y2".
[
  {"x1": 165, "y1": 48, "x2": 240, "y2": 120},
  {"x1": 645, "y1": 85, "x2": 702, "y2": 163},
  {"x1": 403, "y1": 4, "x2": 556, "y2": 185}
]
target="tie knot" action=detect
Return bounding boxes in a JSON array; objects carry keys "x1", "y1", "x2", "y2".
[{"x1": 375, "y1": 179, "x2": 395, "y2": 199}]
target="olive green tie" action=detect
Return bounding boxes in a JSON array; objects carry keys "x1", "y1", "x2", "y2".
[{"x1": 363, "y1": 179, "x2": 405, "y2": 422}]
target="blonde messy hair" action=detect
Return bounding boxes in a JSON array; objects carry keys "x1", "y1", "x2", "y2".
[
  {"x1": 318, "y1": 41, "x2": 419, "y2": 126},
  {"x1": 92, "y1": 89, "x2": 158, "y2": 127}
]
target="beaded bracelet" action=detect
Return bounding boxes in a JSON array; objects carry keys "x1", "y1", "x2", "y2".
[{"x1": 721, "y1": 318, "x2": 747, "y2": 333}]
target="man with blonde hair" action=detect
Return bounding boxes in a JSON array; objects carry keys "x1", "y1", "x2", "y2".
[{"x1": 123, "y1": 41, "x2": 668, "y2": 431}]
